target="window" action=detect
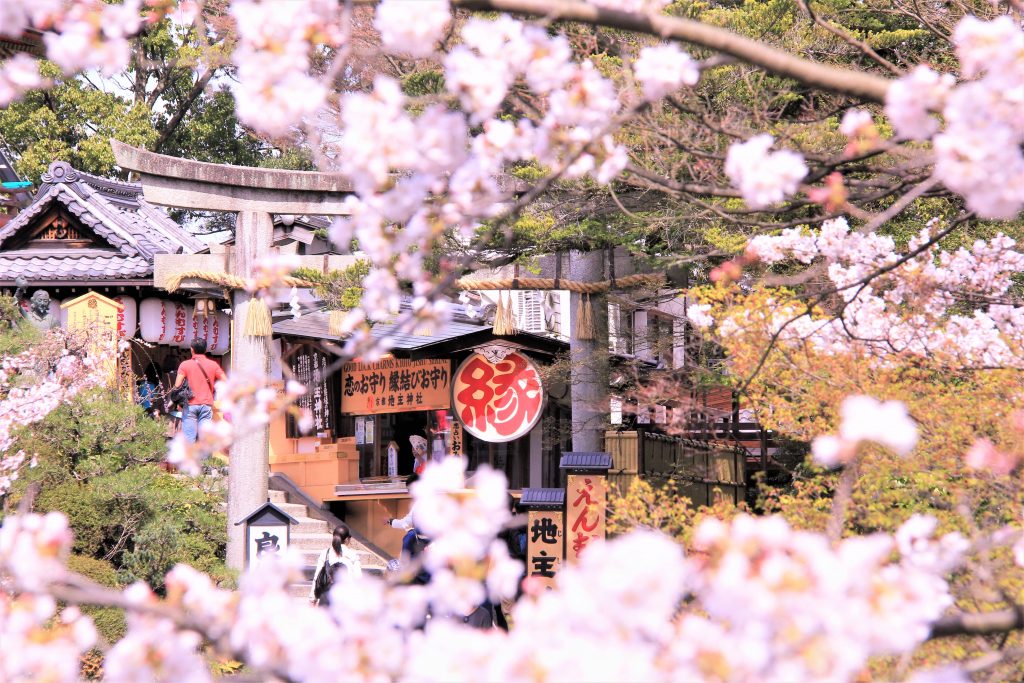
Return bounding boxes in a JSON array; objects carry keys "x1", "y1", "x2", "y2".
[
  {"x1": 647, "y1": 313, "x2": 676, "y2": 368},
  {"x1": 608, "y1": 303, "x2": 635, "y2": 355},
  {"x1": 516, "y1": 290, "x2": 546, "y2": 333}
]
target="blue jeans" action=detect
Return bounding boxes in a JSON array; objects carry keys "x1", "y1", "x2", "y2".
[{"x1": 183, "y1": 404, "x2": 213, "y2": 443}]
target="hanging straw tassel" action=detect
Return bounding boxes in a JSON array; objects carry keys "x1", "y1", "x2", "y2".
[
  {"x1": 492, "y1": 293, "x2": 509, "y2": 335},
  {"x1": 244, "y1": 297, "x2": 273, "y2": 337},
  {"x1": 574, "y1": 292, "x2": 595, "y2": 340},
  {"x1": 328, "y1": 310, "x2": 346, "y2": 337},
  {"x1": 493, "y1": 292, "x2": 517, "y2": 336}
]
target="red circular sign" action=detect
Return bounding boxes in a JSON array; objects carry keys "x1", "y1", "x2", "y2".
[{"x1": 452, "y1": 351, "x2": 544, "y2": 443}]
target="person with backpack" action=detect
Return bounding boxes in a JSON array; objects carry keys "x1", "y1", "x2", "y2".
[
  {"x1": 170, "y1": 338, "x2": 226, "y2": 444},
  {"x1": 310, "y1": 524, "x2": 362, "y2": 606}
]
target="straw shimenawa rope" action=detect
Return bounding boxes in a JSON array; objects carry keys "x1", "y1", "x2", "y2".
[
  {"x1": 163, "y1": 270, "x2": 316, "y2": 292},
  {"x1": 163, "y1": 270, "x2": 667, "y2": 338},
  {"x1": 165, "y1": 269, "x2": 664, "y2": 296},
  {"x1": 162, "y1": 270, "x2": 315, "y2": 337},
  {"x1": 454, "y1": 272, "x2": 666, "y2": 293}
]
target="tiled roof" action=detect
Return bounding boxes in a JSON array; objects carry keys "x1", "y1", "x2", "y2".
[
  {"x1": 0, "y1": 161, "x2": 204, "y2": 282},
  {"x1": 0, "y1": 252, "x2": 151, "y2": 280},
  {"x1": 272, "y1": 308, "x2": 489, "y2": 350},
  {"x1": 520, "y1": 488, "x2": 566, "y2": 509},
  {"x1": 559, "y1": 452, "x2": 613, "y2": 470}
]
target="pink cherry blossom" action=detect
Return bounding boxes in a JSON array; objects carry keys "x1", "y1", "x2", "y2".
[
  {"x1": 633, "y1": 43, "x2": 700, "y2": 101},
  {"x1": 725, "y1": 134, "x2": 808, "y2": 209},
  {"x1": 374, "y1": 0, "x2": 450, "y2": 58}
]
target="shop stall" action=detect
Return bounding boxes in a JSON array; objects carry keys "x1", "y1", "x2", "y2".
[{"x1": 271, "y1": 307, "x2": 569, "y2": 556}]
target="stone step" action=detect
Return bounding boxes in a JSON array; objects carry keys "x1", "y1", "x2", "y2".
[
  {"x1": 269, "y1": 489, "x2": 287, "y2": 504},
  {"x1": 293, "y1": 517, "x2": 329, "y2": 534},
  {"x1": 296, "y1": 547, "x2": 384, "y2": 569},
  {"x1": 276, "y1": 502, "x2": 308, "y2": 518},
  {"x1": 289, "y1": 582, "x2": 313, "y2": 599},
  {"x1": 290, "y1": 532, "x2": 334, "y2": 550}
]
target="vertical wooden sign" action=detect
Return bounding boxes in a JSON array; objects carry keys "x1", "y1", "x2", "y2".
[
  {"x1": 527, "y1": 509, "x2": 563, "y2": 589},
  {"x1": 565, "y1": 473, "x2": 607, "y2": 562},
  {"x1": 520, "y1": 488, "x2": 566, "y2": 590},
  {"x1": 449, "y1": 420, "x2": 464, "y2": 457}
]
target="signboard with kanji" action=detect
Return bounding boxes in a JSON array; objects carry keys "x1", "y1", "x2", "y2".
[
  {"x1": 452, "y1": 350, "x2": 544, "y2": 443},
  {"x1": 340, "y1": 358, "x2": 450, "y2": 415},
  {"x1": 448, "y1": 420, "x2": 464, "y2": 457},
  {"x1": 287, "y1": 343, "x2": 337, "y2": 438},
  {"x1": 61, "y1": 292, "x2": 124, "y2": 384},
  {"x1": 527, "y1": 510, "x2": 563, "y2": 588},
  {"x1": 235, "y1": 502, "x2": 297, "y2": 570},
  {"x1": 566, "y1": 474, "x2": 607, "y2": 562}
]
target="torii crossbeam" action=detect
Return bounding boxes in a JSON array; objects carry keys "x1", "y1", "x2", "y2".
[{"x1": 111, "y1": 140, "x2": 353, "y2": 570}]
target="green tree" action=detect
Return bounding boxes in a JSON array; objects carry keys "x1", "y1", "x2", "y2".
[{"x1": 9, "y1": 389, "x2": 230, "y2": 592}]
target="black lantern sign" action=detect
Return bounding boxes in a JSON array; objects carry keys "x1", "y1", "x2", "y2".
[{"x1": 234, "y1": 502, "x2": 299, "y2": 569}]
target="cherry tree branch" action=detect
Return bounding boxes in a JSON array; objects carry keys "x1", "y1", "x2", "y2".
[
  {"x1": 453, "y1": 0, "x2": 893, "y2": 102},
  {"x1": 929, "y1": 607, "x2": 1024, "y2": 640}
]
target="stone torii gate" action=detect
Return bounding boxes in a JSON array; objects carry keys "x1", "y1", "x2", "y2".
[{"x1": 111, "y1": 140, "x2": 353, "y2": 570}]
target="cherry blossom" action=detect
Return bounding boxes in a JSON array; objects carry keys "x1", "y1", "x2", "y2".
[
  {"x1": 0, "y1": 53, "x2": 45, "y2": 107},
  {"x1": 633, "y1": 43, "x2": 700, "y2": 101},
  {"x1": 725, "y1": 134, "x2": 808, "y2": 209},
  {"x1": 884, "y1": 65, "x2": 953, "y2": 141},
  {"x1": 374, "y1": 0, "x2": 450, "y2": 58},
  {"x1": 964, "y1": 438, "x2": 1018, "y2": 475},
  {"x1": 739, "y1": 217, "x2": 1024, "y2": 371}
]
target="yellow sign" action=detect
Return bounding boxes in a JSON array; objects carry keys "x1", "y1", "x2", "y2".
[
  {"x1": 340, "y1": 358, "x2": 451, "y2": 415},
  {"x1": 566, "y1": 474, "x2": 607, "y2": 563},
  {"x1": 527, "y1": 510, "x2": 563, "y2": 589},
  {"x1": 61, "y1": 292, "x2": 124, "y2": 384}
]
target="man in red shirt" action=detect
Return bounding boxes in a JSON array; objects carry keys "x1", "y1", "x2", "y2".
[{"x1": 172, "y1": 338, "x2": 227, "y2": 443}]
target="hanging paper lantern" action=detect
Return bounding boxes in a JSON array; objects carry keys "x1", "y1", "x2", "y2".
[
  {"x1": 47, "y1": 299, "x2": 60, "y2": 323},
  {"x1": 166, "y1": 301, "x2": 189, "y2": 346},
  {"x1": 177, "y1": 304, "x2": 196, "y2": 348},
  {"x1": 58, "y1": 300, "x2": 69, "y2": 328},
  {"x1": 112, "y1": 295, "x2": 137, "y2": 339},
  {"x1": 139, "y1": 298, "x2": 166, "y2": 343},
  {"x1": 209, "y1": 312, "x2": 231, "y2": 355}
]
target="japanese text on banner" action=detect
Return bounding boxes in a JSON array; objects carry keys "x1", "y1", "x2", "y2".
[
  {"x1": 341, "y1": 358, "x2": 450, "y2": 414},
  {"x1": 566, "y1": 474, "x2": 607, "y2": 562}
]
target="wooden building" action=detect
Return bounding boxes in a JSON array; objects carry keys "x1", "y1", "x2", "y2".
[
  {"x1": 270, "y1": 304, "x2": 568, "y2": 556},
  {"x1": 0, "y1": 160, "x2": 216, "y2": 386}
]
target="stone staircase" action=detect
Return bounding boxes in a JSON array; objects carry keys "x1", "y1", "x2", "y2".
[{"x1": 269, "y1": 489, "x2": 389, "y2": 597}]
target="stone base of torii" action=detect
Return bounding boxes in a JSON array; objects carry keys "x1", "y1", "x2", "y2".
[{"x1": 111, "y1": 140, "x2": 353, "y2": 570}]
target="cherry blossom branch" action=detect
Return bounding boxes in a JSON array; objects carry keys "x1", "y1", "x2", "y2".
[
  {"x1": 929, "y1": 606, "x2": 1024, "y2": 639},
  {"x1": 452, "y1": 0, "x2": 892, "y2": 102}
]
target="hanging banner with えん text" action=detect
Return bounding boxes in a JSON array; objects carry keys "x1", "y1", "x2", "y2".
[
  {"x1": 340, "y1": 358, "x2": 451, "y2": 414},
  {"x1": 453, "y1": 351, "x2": 544, "y2": 443},
  {"x1": 566, "y1": 474, "x2": 607, "y2": 562}
]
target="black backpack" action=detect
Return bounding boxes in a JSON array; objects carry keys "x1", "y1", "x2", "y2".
[{"x1": 314, "y1": 554, "x2": 336, "y2": 602}]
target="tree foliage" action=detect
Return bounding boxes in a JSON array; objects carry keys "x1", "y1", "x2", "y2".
[{"x1": 9, "y1": 389, "x2": 229, "y2": 593}]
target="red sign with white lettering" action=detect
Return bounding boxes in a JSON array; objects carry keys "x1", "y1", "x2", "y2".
[{"x1": 452, "y1": 351, "x2": 544, "y2": 443}]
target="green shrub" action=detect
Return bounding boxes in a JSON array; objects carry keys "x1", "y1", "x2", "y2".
[
  {"x1": 13, "y1": 389, "x2": 229, "y2": 594},
  {"x1": 66, "y1": 555, "x2": 126, "y2": 645}
]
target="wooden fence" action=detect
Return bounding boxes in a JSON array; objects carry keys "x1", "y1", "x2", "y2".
[{"x1": 605, "y1": 430, "x2": 747, "y2": 506}]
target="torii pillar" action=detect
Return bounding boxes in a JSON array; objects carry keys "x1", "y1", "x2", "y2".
[{"x1": 111, "y1": 140, "x2": 352, "y2": 570}]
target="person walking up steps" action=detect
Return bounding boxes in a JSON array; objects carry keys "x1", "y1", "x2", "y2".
[{"x1": 310, "y1": 524, "x2": 362, "y2": 606}]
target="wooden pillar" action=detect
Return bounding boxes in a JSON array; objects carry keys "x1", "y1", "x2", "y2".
[{"x1": 226, "y1": 210, "x2": 274, "y2": 571}]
